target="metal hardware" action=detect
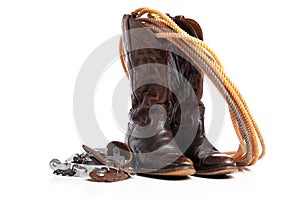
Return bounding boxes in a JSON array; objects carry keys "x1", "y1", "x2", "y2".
[{"x1": 49, "y1": 144, "x2": 135, "y2": 182}]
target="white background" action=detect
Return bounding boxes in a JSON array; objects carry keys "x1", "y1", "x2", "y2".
[{"x1": 1, "y1": 0, "x2": 299, "y2": 199}]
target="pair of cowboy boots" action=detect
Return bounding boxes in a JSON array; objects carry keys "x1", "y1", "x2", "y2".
[{"x1": 121, "y1": 13, "x2": 237, "y2": 176}]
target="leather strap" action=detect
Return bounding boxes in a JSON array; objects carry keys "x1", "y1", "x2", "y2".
[{"x1": 82, "y1": 141, "x2": 134, "y2": 182}]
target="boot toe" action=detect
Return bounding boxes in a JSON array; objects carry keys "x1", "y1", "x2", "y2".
[
  {"x1": 153, "y1": 155, "x2": 195, "y2": 176},
  {"x1": 195, "y1": 153, "x2": 237, "y2": 176},
  {"x1": 173, "y1": 155, "x2": 194, "y2": 167},
  {"x1": 136, "y1": 154, "x2": 195, "y2": 176}
]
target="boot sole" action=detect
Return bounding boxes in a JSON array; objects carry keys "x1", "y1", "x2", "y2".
[
  {"x1": 137, "y1": 165, "x2": 196, "y2": 176},
  {"x1": 195, "y1": 166, "x2": 238, "y2": 176}
]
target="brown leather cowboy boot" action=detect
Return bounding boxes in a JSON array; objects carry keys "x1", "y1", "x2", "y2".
[
  {"x1": 121, "y1": 14, "x2": 195, "y2": 176},
  {"x1": 169, "y1": 16, "x2": 238, "y2": 176}
]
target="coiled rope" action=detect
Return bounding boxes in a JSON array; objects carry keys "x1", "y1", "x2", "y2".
[{"x1": 120, "y1": 7, "x2": 265, "y2": 166}]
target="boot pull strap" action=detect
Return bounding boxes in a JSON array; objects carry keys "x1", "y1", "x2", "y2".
[{"x1": 120, "y1": 7, "x2": 265, "y2": 167}]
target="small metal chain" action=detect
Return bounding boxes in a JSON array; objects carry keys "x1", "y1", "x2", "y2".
[
  {"x1": 53, "y1": 168, "x2": 76, "y2": 176},
  {"x1": 71, "y1": 153, "x2": 86, "y2": 164},
  {"x1": 50, "y1": 154, "x2": 87, "y2": 176}
]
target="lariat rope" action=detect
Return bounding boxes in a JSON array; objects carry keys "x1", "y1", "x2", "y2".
[{"x1": 120, "y1": 8, "x2": 265, "y2": 166}]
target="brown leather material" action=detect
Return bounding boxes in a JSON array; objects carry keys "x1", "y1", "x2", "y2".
[
  {"x1": 89, "y1": 168, "x2": 129, "y2": 182},
  {"x1": 169, "y1": 16, "x2": 237, "y2": 174},
  {"x1": 121, "y1": 14, "x2": 194, "y2": 175},
  {"x1": 182, "y1": 18, "x2": 204, "y2": 40}
]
